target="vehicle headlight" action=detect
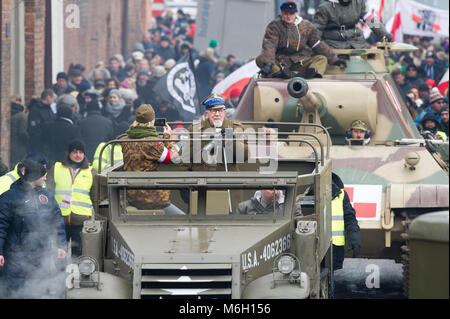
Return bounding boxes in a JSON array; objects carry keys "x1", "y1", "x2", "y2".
[
  {"x1": 278, "y1": 255, "x2": 295, "y2": 275},
  {"x1": 78, "y1": 257, "x2": 96, "y2": 276}
]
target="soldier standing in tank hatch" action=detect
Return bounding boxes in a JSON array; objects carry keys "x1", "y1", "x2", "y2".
[
  {"x1": 313, "y1": 0, "x2": 393, "y2": 49},
  {"x1": 345, "y1": 120, "x2": 372, "y2": 146},
  {"x1": 256, "y1": 2, "x2": 347, "y2": 79}
]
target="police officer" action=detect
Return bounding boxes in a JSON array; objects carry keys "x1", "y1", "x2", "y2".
[
  {"x1": 0, "y1": 152, "x2": 48, "y2": 196},
  {"x1": 46, "y1": 140, "x2": 95, "y2": 259},
  {"x1": 0, "y1": 159, "x2": 67, "y2": 298},
  {"x1": 345, "y1": 119, "x2": 371, "y2": 145},
  {"x1": 256, "y1": 2, "x2": 346, "y2": 79},
  {"x1": 313, "y1": 0, "x2": 392, "y2": 49},
  {"x1": 331, "y1": 173, "x2": 360, "y2": 271}
]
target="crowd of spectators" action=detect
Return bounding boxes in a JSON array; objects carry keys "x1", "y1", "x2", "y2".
[
  {"x1": 6, "y1": 9, "x2": 244, "y2": 170},
  {"x1": 388, "y1": 35, "x2": 449, "y2": 139},
  {"x1": 3, "y1": 9, "x2": 449, "y2": 172}
]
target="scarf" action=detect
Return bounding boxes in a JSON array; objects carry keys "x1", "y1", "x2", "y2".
[
  {"x1": 126, "y1": 126, "x2": 158, "y2": 139},
  {"x1": 105, "y1": 98, "x2": 126, "y2": 119}
]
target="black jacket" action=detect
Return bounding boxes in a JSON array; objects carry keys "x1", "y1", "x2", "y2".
[
  {"x1": 0, "y1": 179, "x2": 66, "y2": 292},
  {"x1": 79, "y1": 111, "x2": 114, "y2": 162},
  {"x1": 27, "y1": 100, "x2": 56, "y2": 153},
  {"x1": 332, "y1": 173, "x2": 360, "y2": 270},
  {"x1": 42, "y1": 117, "x2": 82, "y2": 167}
]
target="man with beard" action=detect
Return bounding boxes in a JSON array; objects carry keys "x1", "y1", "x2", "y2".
[{"x1": 0, "y1": 159, "x2": 67, "y2": 298}]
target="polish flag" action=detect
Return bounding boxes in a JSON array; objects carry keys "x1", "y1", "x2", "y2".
[
  {"x1": 438, "y1": 68, "x2": 449, "y2": 95},
  {"x1": 385, "y1": 3, "x2": 403, "y2": 43},
  {"x1": 344, "y1": 185, "x2": 383, "y2": 221},
  {"x1": 212, "y1": 60, "x2": 259, "y2": 100}
]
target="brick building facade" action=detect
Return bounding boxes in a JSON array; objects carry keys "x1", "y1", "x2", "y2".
[{"x1": 0, "y1": 0, "x2": 150, "y2": 168}]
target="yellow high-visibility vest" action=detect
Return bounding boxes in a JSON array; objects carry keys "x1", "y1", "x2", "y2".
[
  {"x1": 435, "y1": 131, "x2": 448, "y2": 141},
  {"x1": 92, "y1": 142, "x2": 123, "y2": 172},
  {"x1": 331, "y1": 190, "x2": 346, "y2": 246},
  {"x1": 0, "y1": 165, "x2": 21, "y2": 195},
  {"x1": 53, "y1": 162, "x2": 93, "y2": 217}
]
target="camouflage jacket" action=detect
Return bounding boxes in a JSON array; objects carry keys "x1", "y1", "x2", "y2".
[
  {"x1": 313, "y1": 0, "x2": 389, "y2": 49},
  {"x1": 259, "y1": 15, "x2": 338, "y2": 67},
  {"x1": 121, "y1": 133, "x2": 173, "y2": 209}
]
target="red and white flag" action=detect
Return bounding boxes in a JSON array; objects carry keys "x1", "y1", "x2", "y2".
[
  {"x1": 212, "y1": 60, "x2": 259, "y2": 100},
  {"x1": 386, "y1": 2, "x2": 403, "y2": 43},
  {"x1": 438, "y1": 68, "x2": 449, "y2": 96},
  {"x1": 386, "y1": 0, "x2": 449, "y2": 41},
  {"x1": 344, "y1": 185, "x2": 383, "y2": 221}
]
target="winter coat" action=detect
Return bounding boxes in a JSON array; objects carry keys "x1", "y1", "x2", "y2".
[
  {"x1": 27, "y1": 100, "x2": 56, "y2": 154},
  {"x1": 121, "y1": 129, "x2": 174, "y2": 209},
  {"x1": 136, "y1": 80, "x2": 157, "y2": 106},
  {"x1": 41, "y1": 117, "x2": 82, "y2": 167},
  {"x1": 258, "y1": 15, "x2": 338, "y2": 69},
  {"x1": 79, "y1": 111, "x2": 114, "y2": 162},
  {"x1": 196, "y1": 56, "x2": 216, "y2": 101},
  {"x1": 420, "y1": 61, "x2": 446, "y2": 83},
  {"x1": 237, "y1": 191, "x2": 284, "y2": 215},
  {"x1": 10, "y1": 102, "x2": 28, "y2": 167},
  {"x1": 156, "y1": 45, "x2": 177, "y2": 63},
  {"x1": 313, "y1": 0, "x2": 390, "y2": 49},
  {"x1": 332, "y1": 173, "x2": 360, "y2": 270},
  {"x1": 0, "y1": 179, "x2": 66, "y2": 294}
]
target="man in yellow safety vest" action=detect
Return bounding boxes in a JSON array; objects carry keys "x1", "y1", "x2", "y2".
[
  {"x1": 0, "y1": 152, "x2": 48, "y2": 196},
  {"x1": 47, "y1": 140, "x2": 96, "y2": 258},
  {"x1": 91, "y1": 142, "x2": 123, "y2": 173},
  {"x1": 331, "y1": 173, "x2": 360, "y2": 271}
]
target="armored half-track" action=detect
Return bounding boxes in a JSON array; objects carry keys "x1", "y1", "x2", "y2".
[
  {"x1": 233, "y1": 42, "x2": 449, "y2": 262},
  {"x1": 66, "y1": 129, "x2": 335, "y2": 299}
]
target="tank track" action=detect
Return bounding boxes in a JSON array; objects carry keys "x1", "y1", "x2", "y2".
[{"x1": 400, "y1": 211, "x2": 421, "y2": 297}]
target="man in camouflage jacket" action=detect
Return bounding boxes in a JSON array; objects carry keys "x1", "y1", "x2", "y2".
[
  {"x1": 256, "y1": 2, "x2": 345, "y2": 79},
  {"x1": 313, "y1": 0, "x2": 392, "y2": 49}
]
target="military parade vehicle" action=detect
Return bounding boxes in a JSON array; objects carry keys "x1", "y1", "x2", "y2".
[
  {"x1": 406, "y1": 210, "x2": 449, "y2": 299},
  {"x1": 66, "y1": 130, "x2": 335, "y2": 299},
  {"x1": 232, "y1": 41, "x2": 449, "y2": 280}
]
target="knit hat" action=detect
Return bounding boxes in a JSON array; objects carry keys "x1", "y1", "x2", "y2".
[
  {"x1": 135, "y1": 104, "x2": 155, "y2": 123},
  {"x1": 57, "y1": 72, "x2": 69, "y2": 81},
  {"x1": 209, "y1": 39, "x2": 218, "y2": 48},
  {"x1": 132, "y1": 51, "x2": 144, "y2": 61},
  {"x1": 57, "y1": 104, "x2": 73, "y2": 119},
  {"x1": 57, "y1": 94, "x2": 78, "y2": 108},
  {"x1": 86, "y1": 100, "x2": 100, "y2": 112},
  {"x1": 24, "y1": 152, "x2": 48, "y2": 167},
  {"x1": 425, "y1": 79, "x2": 436, "y2": 88},
  {"x1": 19, "y1": 159, "x2": 47, "y2": 182},
  {"x1": 440, "y1": 104, "x2": 449, "y2": 114},
  {"x1": 429, "y1": 90, "x2": 444, "y2": 104},
  {"x1": 68, "y1": 140, "x2": 85, "y2": 154}
]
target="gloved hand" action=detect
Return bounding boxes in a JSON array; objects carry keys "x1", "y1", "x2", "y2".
[
  {"x1": 333, "y1": 59, "x2": 347, "y2": 68},
  {"x1": 385, "y1": 33, "x2": 394, "y2": 42},
  {"x1": 349, "y1": 231, "x2": 361, "y2": 258},
  {"x1": 260, "y1": 63, "x2": 273, "y2": 75}
]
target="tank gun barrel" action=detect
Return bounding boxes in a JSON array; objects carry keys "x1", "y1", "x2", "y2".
[
  {"x1": 393, "y1": 139, "x2": 449, "y2": 145},
  {"x1": 287, "y1": 77, "x2": 321, "y2": 112}
]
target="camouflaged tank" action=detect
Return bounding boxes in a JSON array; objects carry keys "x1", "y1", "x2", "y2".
[{"x1": 233, "y1": 41, "x2": 449, "y2": 261}]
